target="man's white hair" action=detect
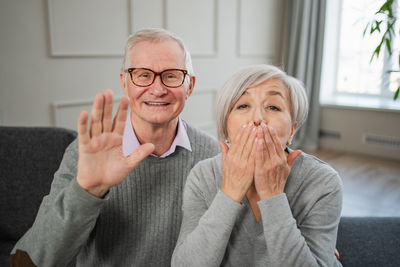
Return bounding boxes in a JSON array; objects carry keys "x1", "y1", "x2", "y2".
[{"x1": 121, "y1": 28, "x2": 194, "y2": 76}]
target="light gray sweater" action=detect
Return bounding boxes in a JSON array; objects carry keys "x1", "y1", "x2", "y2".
[
  {"x1": 11, "y1": 124, "x2": 219, "y2": 267},
  {"x1": 172, "y1": 152, "x2": 343, "y2": 267}
]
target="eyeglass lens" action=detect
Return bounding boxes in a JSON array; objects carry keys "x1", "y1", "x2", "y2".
[{"x1": 131, "y1": 69, "x2": 185, "y2": 87}]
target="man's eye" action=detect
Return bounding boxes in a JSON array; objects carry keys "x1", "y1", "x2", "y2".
[
  {"x1": 134, "y1": 71, "x2": 152, "y2": 79},
  {"x1": 237, "y1": 104, "x2": 248, "y2": 109},
  {"x1": 166, "y1": 74, "x2": 177, "y2": 79},
  {"x1": 139, "y1": 73, "x2": 151, "y2": 78}
]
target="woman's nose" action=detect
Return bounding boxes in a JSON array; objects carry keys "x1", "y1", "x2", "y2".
[
  {"x1": 253, "y1": 119, "x2": 262, "y2": 126},
  {"x1": 251, "y1": 108, "x2": 264, "y2": 126}
]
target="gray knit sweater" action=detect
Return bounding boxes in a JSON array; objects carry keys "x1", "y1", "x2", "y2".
[
  {"x1": 11, "y1": 124, "x2": 219, "y2": 267},
  {"x1": 172, "y1": 153, "x2": 343, "y2": 267}
]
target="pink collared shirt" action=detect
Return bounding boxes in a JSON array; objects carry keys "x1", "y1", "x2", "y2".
[{"x1": 122, "y1": 114, "x2": 192, "y2": 158}]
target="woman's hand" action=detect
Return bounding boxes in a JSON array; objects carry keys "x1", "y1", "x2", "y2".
[
  {"x1": 220, "y1": 122, "x2": 257, "y2": 203},
  {"x1": 76, "y1": 89, "x2": 155, "y2": 198},
  {"x1": 254, "y1": 123, "x2": 301, "y2": 200}
]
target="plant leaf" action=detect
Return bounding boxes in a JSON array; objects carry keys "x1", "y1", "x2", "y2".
[
  {"x1": 370, "y1": 25, "x2": 375, "y2": 34},
  {"x1": 386, "y1": 38, "x2": 392, "y2": 55},
  {"x1": 363, "y1": 23, "x2": 369, "y2": 36},
  {"x1": 371, "y1": 45, "x2": 381, "y2": 62},
  {"x1": 394, "y1": 87, "x2": 400, "y2": 100}
]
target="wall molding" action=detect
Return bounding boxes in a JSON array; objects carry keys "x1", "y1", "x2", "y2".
[{"x1": 52, "y1": 88, "x2": 218, "y2": 132}]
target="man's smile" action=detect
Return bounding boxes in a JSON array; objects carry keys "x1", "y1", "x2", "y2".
[{"x1": 144, "y1": 101, "x2": 170, "y2": 106}]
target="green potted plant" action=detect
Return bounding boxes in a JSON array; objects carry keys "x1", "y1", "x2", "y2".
[{"x1": 364, "y1": 0, "x2": 400, "y2": 100}]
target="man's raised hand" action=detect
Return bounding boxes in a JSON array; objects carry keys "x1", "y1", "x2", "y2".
[{"x1": 76, "y1": 89, "x2": 154, "y2": 197}]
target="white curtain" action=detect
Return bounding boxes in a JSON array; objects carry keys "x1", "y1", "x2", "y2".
[{"x1": 284, "y1": 0, "x2": 326, "y2": 151}]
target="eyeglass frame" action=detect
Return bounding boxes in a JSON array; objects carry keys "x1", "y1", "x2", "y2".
[{"x1": 124, "y1": 68, "x2": 189, "y2": 88}]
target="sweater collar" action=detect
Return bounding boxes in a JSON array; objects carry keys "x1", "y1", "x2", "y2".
[{"x1": 122, "y1": 113, "x2": 192, "y2": 158}]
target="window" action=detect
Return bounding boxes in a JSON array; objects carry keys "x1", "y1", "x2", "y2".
[{"x1": 320, "y1": 0, "x2": 400, "y2": 110}]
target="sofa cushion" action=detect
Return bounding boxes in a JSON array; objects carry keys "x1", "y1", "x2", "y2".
[
  {"x1": 337, "y1": 216, "x2": 400, "y2": 267},
  {"x1": 0, "y1": 126, "x2": 76, "y2": 242}
]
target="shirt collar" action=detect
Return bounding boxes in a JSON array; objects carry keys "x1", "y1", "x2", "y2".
[{"x1": 122, "y1": 113, "x2": 192, "y2": 158}]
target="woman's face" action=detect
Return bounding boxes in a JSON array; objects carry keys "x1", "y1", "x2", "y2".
[{"x1": 226, "y1": 78, "x2": 297, "y2": 148}]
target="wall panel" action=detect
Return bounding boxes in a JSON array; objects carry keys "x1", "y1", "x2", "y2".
[
  {"x1": 131, "y1": 0, "x2": 164, "y2": 32},
  {"x1": 48, "y1": 0, "x2": 128, "y2": 56},
  {"x1": 166, "y1": 0, "x2": 217, "y2": 56},
  {"x1": 237, "y1": 0, "x2": 282, "y2": 57}
]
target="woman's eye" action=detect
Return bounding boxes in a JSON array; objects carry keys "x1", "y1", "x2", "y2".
[
  {"x1": 267, "y1": 105, "x2": 281, "y2": 111},
  {"x1": 237, "y1": 104, "x2": 248, "y2": 109}
]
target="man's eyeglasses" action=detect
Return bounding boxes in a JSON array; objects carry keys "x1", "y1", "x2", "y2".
[{"x1": 125, "y1": 68, "x2": 188, "y2": 88}]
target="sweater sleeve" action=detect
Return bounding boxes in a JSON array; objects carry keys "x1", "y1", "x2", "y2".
[
  {"x1": 11, "y1": 140, "x2": 106, "y2": 267},
  {"x1": 258, "y1": 171, "x2": 343, "y2": 267},
  {"x1": 171, "y1": 162, "x2": 244, "y2": 267}
]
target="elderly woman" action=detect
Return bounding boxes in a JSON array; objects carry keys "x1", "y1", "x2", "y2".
[{"x1": 171, "y1": 65, "x2": 342, "y2": 266}]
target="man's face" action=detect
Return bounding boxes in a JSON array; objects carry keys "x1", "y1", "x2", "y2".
[{"x1": 120, "y1": 39, "x2": 194, "y2": 128}]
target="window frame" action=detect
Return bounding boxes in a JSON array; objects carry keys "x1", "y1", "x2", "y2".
[{"x1": 320, "y1": 0, "x2": 400, "y2": 111}]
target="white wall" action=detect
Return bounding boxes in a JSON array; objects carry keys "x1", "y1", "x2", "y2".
[
  {"x1": 319, "y1": 106, "x2": 400, "y2": 160},
  {"x1": 2, "y1": 0, "x2": 398, "y2": 160},
  {"x1": 0, "y1": 0, "x2": 124, "y2": 127},
  {"x1": 0, "y1": 0, "x2": 286, "y2": 137}
]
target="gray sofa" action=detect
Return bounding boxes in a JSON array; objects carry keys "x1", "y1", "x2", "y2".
[
  {"x1": 1, "y1": 126, "x2": 400, "y2": 266},
  {"x1": 0, "y1": 126, "x2": 77, "y2": 267}
]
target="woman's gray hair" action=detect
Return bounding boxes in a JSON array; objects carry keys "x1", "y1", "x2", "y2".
[
  {"x1": 216, "y1": 64, "x2": 309, "y2": 141},
  {"x1": 121, "y1": 28, "x2": 194, "y2": 76}
]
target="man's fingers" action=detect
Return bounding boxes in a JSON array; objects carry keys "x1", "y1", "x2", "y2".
[
  {"x1": 103, "y1": 89, "x2": 114, "y2": 132},
  {"x1": 113, "y1": 96, "x2": 130, "y2": 135},
  {"x1": 90, "y1": 94, "x2": 105, "y2": 137},
  {"x1": 77, "y1": 110, "x2": 90, "y2": 145},
  {"x1": 127, "y1": 143, "x2": 155, "y2": 168}
]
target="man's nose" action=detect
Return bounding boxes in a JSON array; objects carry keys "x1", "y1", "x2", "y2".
[{"x1": 149, "y1": 76, "x2": 167, "y2": 96}]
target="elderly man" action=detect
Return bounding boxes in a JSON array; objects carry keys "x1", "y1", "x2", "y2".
[{"x1": 10, "y1": 28, "x2": 219, "y2": 266}]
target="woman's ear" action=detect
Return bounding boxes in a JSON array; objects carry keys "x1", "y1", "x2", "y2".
[
  {"x1": 287, "y1": 123, "x2": 298, "y2": 146},
  {"x1": 219, "y1": 141, "x2": 229, "y2": 160}
]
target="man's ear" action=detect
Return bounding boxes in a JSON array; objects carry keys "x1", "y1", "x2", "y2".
[
  {"x1": 186, "y1": 76, "x2": 196, "y2": 99},
  {"x1": 120, "y1": 72, "x2": 129, "y2": 97}
]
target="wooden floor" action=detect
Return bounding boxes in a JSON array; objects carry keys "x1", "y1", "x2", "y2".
[{"x1": 305, "y1": 149, "x2": 400, "y2": 217}]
